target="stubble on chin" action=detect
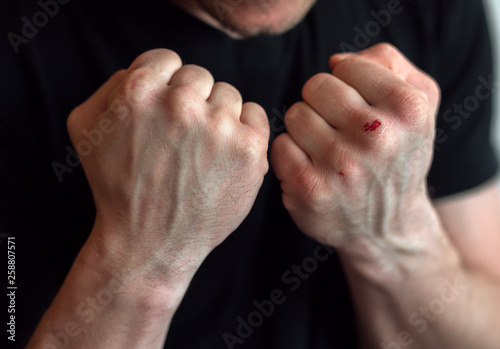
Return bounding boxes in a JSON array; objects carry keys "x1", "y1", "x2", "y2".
[{"x1": 199, "y1": 0, "x2": 317, "y2": 37}]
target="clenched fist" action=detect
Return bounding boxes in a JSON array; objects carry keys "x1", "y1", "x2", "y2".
[
  {"x1": 271, "y1": 44, "x2": 443, "y2": 266},
  {"x1": 68, "y1": 49, "x2": 269, "y2": 280}
]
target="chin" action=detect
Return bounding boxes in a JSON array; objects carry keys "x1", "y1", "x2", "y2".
[{"x1": 204, "y1": 0, "x2": 317, "y2": 37}]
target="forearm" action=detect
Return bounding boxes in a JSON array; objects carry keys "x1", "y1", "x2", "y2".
[
  {"x1": 338, "y1": 206, "x2": 500, "y2": 349},
  {"x1": 27, "y1": 230, "x2": 197, "y2": 349}
]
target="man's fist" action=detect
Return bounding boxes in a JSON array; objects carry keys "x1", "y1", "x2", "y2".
[
  {"x1": 68, "y1": 49, "x2": 269, "y2": 278},
  {"x1": 271, "y1": 43, "x2": 441, "y2": 256}
]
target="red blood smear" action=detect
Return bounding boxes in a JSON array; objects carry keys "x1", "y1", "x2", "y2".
[
  {"x1": 338, "y1": 172, "x2": 345, "y2": 176},
  {"x1": 364, "y1": 120, "x2": 381, "y2": 132}
]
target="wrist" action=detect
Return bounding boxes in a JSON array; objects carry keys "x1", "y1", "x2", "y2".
[
  {"x1": 77, "y1": 223, "x2": 201, "y2": 314},
  {"x1": 337, "y1": 196, "x2": 462, "y2": 288}
]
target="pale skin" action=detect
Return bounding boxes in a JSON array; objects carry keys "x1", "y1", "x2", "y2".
[{"x1": 27, "y1": 1, "x2": 500, "y2": 348}]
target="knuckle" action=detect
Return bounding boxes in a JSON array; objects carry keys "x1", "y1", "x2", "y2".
[
  {"x1": 425, "y1": 76, "x2": 441, "y2": 103},
  {"x1": 131, "y1": 48, "x2": 182, "y2": 69},
  {"x1": 175, "y1": 64, "x2": 214, "y2": 86},
  {"x1": 165, "y1": 86, "x2": 205, "y2": 125},
  {"x1": 343, "y1": 103, "x2": 367, "y2": 123},
  {"x1": 114, "y1": 68, "x2": 159, "y2": 111},
  {"x1": 294, "y1": 166, "x2": 320, "y2": 200},
  {"x1": 303, "y1": 73, "x2": 333, "y2": 97},
  {"x1": 214, "y1": 117, "x2": 236, "y2": 139},
  {"x1": 300, "y1": 176, "x2": 330, "y2": 208},
  {"x1": 285, "y1": 101, "x2": 308, "y2": 125},
  {"x1": 389, "y1": 85, "x2": 430, "y2": 124},
  {"x1": 373, "y1": 42, "x2": 398, "y2": 57},
  {"x1": 333, "y1": 55, "x2": 357, "y2": 75},
  {"x1": 239, "y1": 131, "x2": 266, "y2": 162},
  {"x1": 216, "y1": 81, "x2": 242, "y2": 100},
  {"x1": 210, "y1": 82, "x2": 243, "y2": 112}
]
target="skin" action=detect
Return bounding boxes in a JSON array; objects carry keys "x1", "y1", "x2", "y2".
[
  {"x1": 27, "y1": 2, "x2": 500, "y2": 348},
  {"x1": 28, "y1": 50, "x2": 270, "y2": 348},
  {"x1": 167, "y1": 0, "x2": 317, "y2": 37}
]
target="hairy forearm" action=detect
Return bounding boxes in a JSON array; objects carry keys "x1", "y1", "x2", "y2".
[
  {"x1": 26, "y1": 230, "x2": 196, "y2": 349},
  {"x1": 338, "y1": 209, "x2": 500, "y2": 349}
]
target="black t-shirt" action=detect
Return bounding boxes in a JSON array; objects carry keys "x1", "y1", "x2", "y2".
[{"x1": 0, "y1": 0, "x2": 498, "y2": 348}]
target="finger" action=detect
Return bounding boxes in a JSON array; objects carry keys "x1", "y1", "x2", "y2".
[
  {"x1": 332, "y1": 55, "x2": 411, "y2": 108},
  {"x1": 67, "y1": 70, "x2": 126, "y2": 133},
  {"x1": 207, "y1": 82, "x2": 243, "y2": 118},
  {"x1": 89, "y1": 70, "x2": 128, "y2": 114},
  {"x1": 108, "y1": 49, "x2": 184, "y2": 107},
  {"x1": 168, "y1": 64, "x2": 215, "y2": 101},
  {"x1": 128, "y1": 49, "x2": 183, "y2": 83},
  {"x1": 284, "y1": 102, "x2": 338, "y2": 164},
  {"x1": 329, "y1": 45, "x2": 411, "y2": 79},
  {"x1": 270, "y1": 133, "x2": 311, "y2": 182},
  {"x1": 330, "y1": 44, "x2": 441, "y2": 109},
  {"x1": 357, "y1": 43, "x2": 419, "y2": 80},
  {"x1": 240, "y1": 102, "x2": 270, "y2": 141},
  {"x1": 329, "y1": 52, "x2": 356, "y2": 70},
  {"x1": 302, "y1": 73, "x2": 370, "y2": 130}
]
